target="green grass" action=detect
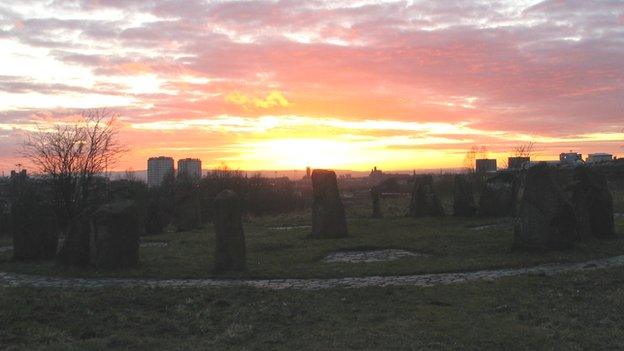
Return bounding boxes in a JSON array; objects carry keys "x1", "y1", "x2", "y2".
[
  {"x1": 1, "y1": 196, "x2": 623, "y2": 280},
  {"x1": 2, "y1": 197, "x2": 624, "y2": 350},
  {"x1": 2, "y1": 267, "x2": 624, "y2": 350}
]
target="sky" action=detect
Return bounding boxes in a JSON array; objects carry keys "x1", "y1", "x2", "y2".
[{"x1": 0, "y1": 0, "x2": 623, "y2": 173}]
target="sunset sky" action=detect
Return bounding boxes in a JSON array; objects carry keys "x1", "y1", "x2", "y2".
[{"x1": 0, "y1": 0, "x2": 623, "y2": 173}]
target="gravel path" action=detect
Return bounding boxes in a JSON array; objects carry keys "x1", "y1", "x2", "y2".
[
  {"x1": 323, "y1": 249, "x2": 427, "y2": 263},
  {"x1": 0, "y1": 241, "x2": 169, "y2": 252},
  {"x1": 2, "y1": 255, "x2": 624, "y2": 290}
]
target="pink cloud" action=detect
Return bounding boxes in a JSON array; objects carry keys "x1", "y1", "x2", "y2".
[{"x1": 0, "y1": 0, "x2": 623, "y2": 171}]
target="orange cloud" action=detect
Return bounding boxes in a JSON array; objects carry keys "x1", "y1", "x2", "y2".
[{"x1": 226, "y1": 91, "x2": 289, "y2": 109}]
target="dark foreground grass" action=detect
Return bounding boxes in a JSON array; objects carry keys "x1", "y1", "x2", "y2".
[
  {"x1": 1, "y1": 209, "x2": 623, "y2": 279},
  {"x1": 2, "y1": 267, "x2": 624, "y2": 350}
]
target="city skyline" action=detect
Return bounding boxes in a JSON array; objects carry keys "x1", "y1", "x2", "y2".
[{"x1": 0, "y1": 1, "x2": 623, "y2": 173}]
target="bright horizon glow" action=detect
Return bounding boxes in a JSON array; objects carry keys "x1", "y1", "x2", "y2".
[{"x1": 0, "y1": 0, "x2": 622, "y2": 173}]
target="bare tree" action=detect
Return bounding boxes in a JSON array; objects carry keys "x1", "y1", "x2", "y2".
[
  {"x1": 22, "y1": 108, "x2": 126, "y2": 265},
  {"x1": 512, "y1": 142, "x2": 536, "y2": 158},
  {"x1": 463, "y1": 145, "x2": 488, "y2": 172}
]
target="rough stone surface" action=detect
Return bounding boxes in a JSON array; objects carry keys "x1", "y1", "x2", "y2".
[
  {"x1": 2, "y1": 255, "x2": 624, "y2": 290},
  {"x1": 371, "y1": 187, "x2": 382, "y2": 218},
  {"x1": 453, "y1": 175, "x2": 476, "y2": 217},
  {"x1": 90, "y1": 200, "x2": 141, "y2": 270},
  {"x1": 323, "y1": 249, "x2": 426, "y2": 263},
  {"x1": 571, "y1": 167, "x2": 615, "y2": 239},
  {"x1": 311, "y1": 170, "x2": 348, "y2": 238},
  {"x1": 479, "y1": 172, "x2": 516, "y2": 217},
  {"x1": 56, "y1": 220, "x2": 91, "y2": 267},
  {"x1": 213, "y1": 190, "x2": 246, "y2": 272},
  {"x1": 408, "y1": 175, "x2": 445, "y2": 217},
  {"x1": 10, "y1": 178, "x2": 58, "y2": 261},
  {"x1": 514, "y1": 165, "x2": 577, "y2": 250}
]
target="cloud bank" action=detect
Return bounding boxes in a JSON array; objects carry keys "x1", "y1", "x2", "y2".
[{"x1": 0, "y1": 0, "x2": 622, "y2": 171}]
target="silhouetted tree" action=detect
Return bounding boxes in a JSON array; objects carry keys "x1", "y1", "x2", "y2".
[
  {"x1": 512, "y1": 142, "x2": 536, "y2": 158},
  {"x1": 464, "y1": 145, "x2": 488, "y2": 173},
  {"x1": 145, "y1": 172, "x2": 175, "y2": 235},
  {"x1": 173, "y1": 172, "x2": 202, "y2": 231},
  {"x1": 22, "y1": 109, "x2": 125, "y2": 266}
]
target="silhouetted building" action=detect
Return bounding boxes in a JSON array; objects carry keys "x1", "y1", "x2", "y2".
[
  {"x1": 560, "y1": 152, "x2": 583, "y2": 165},
  {"x1": 475, "y1": 159, "x2": 497, "y2": 173},
  {"x1": 508, "y1": 157, "x2": 530, "y2": 170},
  {"x1": 303, "y1": 166, "x2": 312, "y2": 180},
  {"x1": 369, "y1": 166, "x2": 383, "y2": 180},
  {"x1": 10, "y1": 169, "x2": 27, "y2": 179},
  {"x1": 147, "y1": 156, "x2": 174, "y2": 187},
  {"x1": 177, "y1": 158, "x2": 202, "y2": 179},
  {"x1": 587, "y1": 153, "x2": 613, "y2": 164}
]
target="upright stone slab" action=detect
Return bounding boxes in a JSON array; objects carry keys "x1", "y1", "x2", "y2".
[
  {"x1": 479, "y1": 172, "x2": 516, "y2": 217},
  {"x1": 571, "y1": 167, "x2": 615, "y2": 239},
  {"x1": 453, "y1": 175, "x2": 476, "y2": 217},
  {"x1": 371, "y1": 186, "x2": 382, "y2": 218},
  {"x1": 213, "y1": 189, "x2": 246, "y2": 272},
  {"x1": 513, "y1": 164, "x2": 577, "y2": 250},
  {"x1": 311, "y1": 169, "x2": 348, "y2": 238},
  {"x1": 10, "y1": 178, "x2": 58, "y2": 261},
  {"x1": 90, "y1": 200, "x2": 140, "y2": 270},
  {"x1": 408, "y1": 175, "x2": 445, "y2": 217}
]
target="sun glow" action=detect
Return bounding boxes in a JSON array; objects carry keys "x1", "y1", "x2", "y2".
[{"x1": 240, "y1": 138, "x2": 361, "y2": 169}]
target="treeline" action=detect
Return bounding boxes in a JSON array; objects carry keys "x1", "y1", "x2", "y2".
[
  {"x1": 0, "y1": 171, "x2": 307, "y2": 238},
  {"x1": 117, "y1": 170, "x2": 307, "y2": 235}
]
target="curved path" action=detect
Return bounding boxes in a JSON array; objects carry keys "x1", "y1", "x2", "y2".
[{"x1": 2, "y1": 255, "x2": 624, "y2": 290}]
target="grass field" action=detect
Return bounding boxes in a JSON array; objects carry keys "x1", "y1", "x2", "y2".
[
  {"x1": 2, "y1": 267, "x2": 624, "y2": 350},
  {"x1": 0, "y1": 195, "x2": 623, "y2": 280},
  {"x1": 1, "y1": 194, "x2": 624, "y2": 350}
]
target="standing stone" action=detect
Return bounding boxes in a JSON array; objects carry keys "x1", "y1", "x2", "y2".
[
  {"x1": 90, "y1": 200, "x2": 140, "y2": 269},
  {"x1": 213, "y1": 190, "x2": 246, "y2": 272},
  {"x1": 453, "y1": 175, "x2": 476, "y2": 217},
  {"x1": 371, "y1": 186, "x2": 382, "y2": 218},
  {"x1": 311, "y1": 169, "x2": 348, "y2": 238},
  {"x1": 407, "y1": 175, "x2": 445, "y2": 217},
  {"x1": 513, "y1": 164, "x2": 577, "y2": 250},
  {"x1": 571, "y1": 167, "x2": 615, "y2": 239},
  {"x1": 479, "y1": 172, "x2": 516, "y2": 217},
  {"x1": 10, "y1": 177, "x2": 58, "y2": 261}
]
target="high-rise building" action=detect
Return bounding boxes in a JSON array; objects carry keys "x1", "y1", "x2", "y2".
[
  {"x1": 147, "y1": 156, "x2": 174, "y2": 187},
  {"x1": 177, "y1": 158, "x2": 202, "y2": 179},
  {"x1": 508, "y1": 157, "x2": 530, "y2": 170},
  {"x1": 587, "y1": 153, "x2": 613, "y2": 164},
  {"x1": 475, "y1": 159, "x2": 497, "y2": 173}
]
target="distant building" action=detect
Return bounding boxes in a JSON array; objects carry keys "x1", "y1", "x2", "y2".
[
  {"x1": 177, "y1": 158, "x2": 202, "y2": 179},
  {"x1": 147, "y1": 156, "x2": 174, "y2": 187},
  {"x1": 10, "y1": 169, "x2": 27, "y2": 179},
  {"x1": 303, "y1": 166, "x2": 312, "y2": 180},
  {"x1": 475, "y1": 159, "x2": 497, "y2": 173},
  {"x1": 587, "y1": 153, "x2": 613, "y2": 164},
  {"x1": 559, "y1": 152, "x2": 583, "y2": 165},
  {"x1": 369, "y1": 166, "x2": 383, "y2": 179},
  {"x1": 508, "y1": 157, "x2": 530, "y2": 170}
]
